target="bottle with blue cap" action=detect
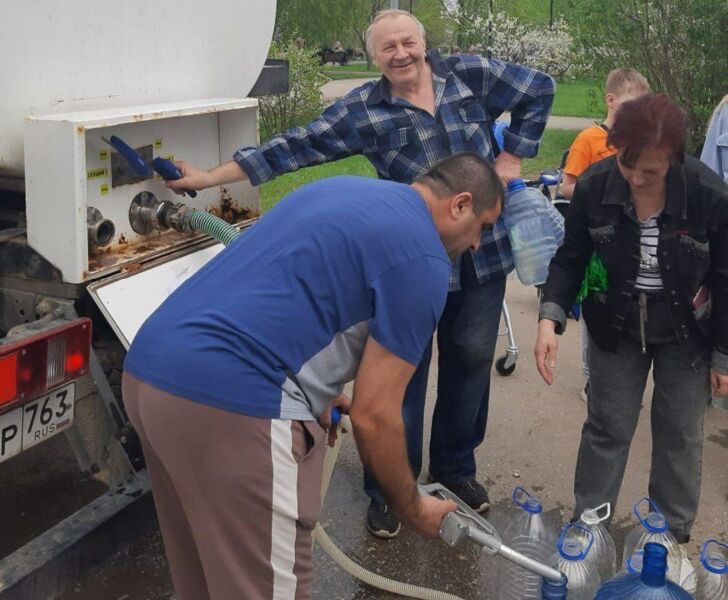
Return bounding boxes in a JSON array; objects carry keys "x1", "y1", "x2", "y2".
[
  {"x1": 541, "y1": 574, "x2": 569, "y2": 599},
  {"x1": 497, "y1": 486, "x2": 559, "y2": 600},
  {"x1": 696, "y1": 539, "x2": 728, "y2": 599},
  {"x1": 501, "y1": 178, "x2": 565, "y2": 286},
  {"x1": 576, "y1": 502, "x2": 617, "y2": 583},
  {"x1": 620, "y1": 548, "x2": 698, "y2": 596},
  {"x1": 595, "y1": 542, "x2": 694, "y2": 598},
  {"x1": 622, "y1": 497, "x2": 681, "y2": 585},
  {"x1": 549, "y1": 522, "x2": 600, "y2": 599}
]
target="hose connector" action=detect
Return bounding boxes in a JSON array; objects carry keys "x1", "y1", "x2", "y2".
[{"x1": 87, "y1": 207, "x2": 115, "y2": 247}]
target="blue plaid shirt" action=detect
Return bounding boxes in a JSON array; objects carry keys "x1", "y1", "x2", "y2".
[{"x1": 235, "y1": 51, "x2": 555, "y2": 290}]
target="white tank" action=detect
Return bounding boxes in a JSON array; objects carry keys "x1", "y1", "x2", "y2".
[{"x1": 0, "y1": 0, "x2": 276, "y2": 177}]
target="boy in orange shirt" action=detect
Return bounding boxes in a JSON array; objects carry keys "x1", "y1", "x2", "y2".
[
  {"x1": 561, "y1": 69, "x2": 650, "y2": 199},
  {"x1": 561, "y1": 68, "x2": 650, "y2": 401}
]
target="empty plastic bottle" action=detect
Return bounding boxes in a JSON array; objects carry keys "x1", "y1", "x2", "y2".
[
  {"x1": 497, "y1": 486, "x2": 559, "y2": 600},
  {"x1": 595, "y1": 542, "x2": 694, "y2": 599},
  {"x1": 619, "y1": 548, "x2": 697, "y2": 595},
  {"x1": 697, "y1": 539, "x2": 728, "y2": 599},
  {"x1": 576, "y1": 502, "x2": 617, "y2": 583},
  {"x1": 623, "y1": 497, "x2": 681, "y2": 583},
  {"x1": 541, "y1": 574, "x2": 569, "y2": 599},
  {"x1": 550, "y1": 523, "x2": 600, "y2": 599},
  {"x1": 501, "y1": 179, "x2": 565, "y2": 286}
]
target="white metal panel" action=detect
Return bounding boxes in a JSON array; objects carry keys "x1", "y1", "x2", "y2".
[
  {"x1": 24, "y1": 98, "x2": 259, "y2": 283},
  {"x1": 0, "y1": 0, "x2": 276, "y2": 176},
  {"x1": 87, "y1": 244, "x2": 225, "y2": 349}
]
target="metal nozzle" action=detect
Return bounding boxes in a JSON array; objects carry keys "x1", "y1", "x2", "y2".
[{"x1": 87, "y1": 207, "x2": 115, "y2": 247}]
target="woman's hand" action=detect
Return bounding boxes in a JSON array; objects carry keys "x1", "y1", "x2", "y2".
[
  {"x1": 711, "y1": 369, "x2": 728, "y2": 397},
  {"x1": 534, "y1": 319, "x2": 559, "y2": 385}
]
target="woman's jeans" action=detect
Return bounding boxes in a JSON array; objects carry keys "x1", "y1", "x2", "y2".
[{"x1": 573, "y1": 293, "x2": 710, "y2": 542}]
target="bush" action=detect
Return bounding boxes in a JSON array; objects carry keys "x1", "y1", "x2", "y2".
[
  {"x1": 568, "y1": 0, "x2": 728, "y2": 152},
  {"x1": 258, "y1": 40, "x2": 328, "y2": 143},
  {"x1": 456, "y1": 11, "x2": 587, "y2": 80}
]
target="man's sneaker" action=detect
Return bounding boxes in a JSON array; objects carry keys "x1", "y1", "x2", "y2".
[
  {"x1": 366, "y1": 499, "x2": 401, "y2": 539},
  {"x1": 448, "y1": 479, "x2": 490, "y2": 513},
  {"x1": 580, "y1": 382, "x2": 590, "y2": 403}
]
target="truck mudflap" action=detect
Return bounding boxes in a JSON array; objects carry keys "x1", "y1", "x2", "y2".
[{"x1": 0, "y1": 473, "x2": 153, "y2": 600}]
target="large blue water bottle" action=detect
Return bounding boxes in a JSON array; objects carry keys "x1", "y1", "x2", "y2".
[
  {"x1": 696, "y1": 539, "x2": 728, "y2": 599},
  {"x1": 501, "y1": 179, "x2": 565, "y2": 286},
  {"x1": 497, "y1": 486, "x2": 559, "y2": 600},
  {"x1": 550, "y1": 523, "x2": 600, "y2": 599},
  {"x1": 541, "y1": 574, "x2": 569, "y2": 599},
  {"x1": 595, "y1": 542, "x2": 694, "y2": 599}
]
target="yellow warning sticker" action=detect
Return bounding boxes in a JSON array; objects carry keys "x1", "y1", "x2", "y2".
[
  {"x1": 154, "y1": 138, "x2": 163, "y2": 149},
  {"x1": 100, "y1": 183, "x2": 109, "y2": 196},
  {"x1": 87, "y1": 167, "x2": 108, "y2": 180},
  {"x1": 99, "y1": 149, "x2": 108, "y2": 161}
]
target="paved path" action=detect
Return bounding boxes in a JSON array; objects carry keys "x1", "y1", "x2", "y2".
[{"x1": 322, "y1": 77, "x2": 596, "y2": 130}]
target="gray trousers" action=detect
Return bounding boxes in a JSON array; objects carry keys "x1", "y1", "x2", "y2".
[{"x1": 573, "y1": 296, "x2": 709, "y2": 542}]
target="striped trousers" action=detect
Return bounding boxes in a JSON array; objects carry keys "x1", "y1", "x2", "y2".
[{"x1": 122, "y1": 374, "x2": 326, "y2": 599}]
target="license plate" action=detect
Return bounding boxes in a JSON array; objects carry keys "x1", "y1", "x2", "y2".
[{"x1": 0, "y1": 382, "x2": 75, "y2": 464}]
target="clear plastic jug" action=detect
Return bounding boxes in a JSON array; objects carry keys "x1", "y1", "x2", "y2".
[
  {"x1": 496, "y1": 486, "x2": 559, "y2": 600},
  {"x1": 501, "y1": 179, "x2": 565, "y2": 286},
  {"x1": 697, "y1": 539, "x2": 728, "y2": 599},
  {"x1": 623, "y1": 497, "x2": 681, "y2": 583},
  {"x1": 550, "y1": 523, "x2": 600, "y2": 599},
  {"x1": 576, "y1": 502, "x2": 617, "y2": 583},
  {"x1": 596, "y1": 542, "x2": 694, "y2": 599},
  {"x1": 620, "y1": 548, "x2": 697, "y2": 595}
]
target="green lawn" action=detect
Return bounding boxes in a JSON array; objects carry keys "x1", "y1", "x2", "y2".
[
  {"x1": 552, "y1": 79, "x2": 605, "y2": 119},
  {"x1": 259, "y1": 128, "x2": 577, "y2": 212},
  {"x1": 322, "y1": 62, "x2": 380, "y2": 80}
]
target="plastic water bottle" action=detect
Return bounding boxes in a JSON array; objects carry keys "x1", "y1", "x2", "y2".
[
  {"x1": 595, "y1": 542, "x2": 694, "y2": 599},
  {"x1": 501, "y1": 179, "x2": 565, "y2": 286},
  {"x1": 497, "y1": 486, "x2": 559, "y2": 600},
  {"x1": 697, "y1": 539, "x2": 728, "y2": 599},
  {"x1": 623, "y1": 497, "x2": 681, "y2": 583},
  {"x1": 619, "y1": 548, "x2": 697, "y2": 595},
  {"x1": 541, "y1": 574, "x2": 569, "y2": 599},
  {"x1": 576, "y1": 502, "x2": 617, "y2": 583},
  {"x1": 549, "y1": 523, "x2": 600, "y2": 599}
]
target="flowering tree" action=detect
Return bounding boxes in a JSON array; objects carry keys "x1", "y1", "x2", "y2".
[{"x1": 454, "y1": 10, "x2": 587, "y2": 80}]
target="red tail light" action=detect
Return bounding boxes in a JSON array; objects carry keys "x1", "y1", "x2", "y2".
[{"x1": 0, "y1": 318, "x2": 92, "y2": 410}]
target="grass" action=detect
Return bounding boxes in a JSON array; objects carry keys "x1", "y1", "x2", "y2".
[
  {"x1": 259, "y1": 128, "x2": 578, "y2": 212},
  {"x1": 322, "y1": 62, "x2": 380, "y2": 80},
  {"x1": 551, "y1": 79, "x2": 605, "y2": 119}
]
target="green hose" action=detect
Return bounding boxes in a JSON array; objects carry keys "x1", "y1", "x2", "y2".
[{"x1": 187, "y1": 210, "x2": 241, "y2": 246}]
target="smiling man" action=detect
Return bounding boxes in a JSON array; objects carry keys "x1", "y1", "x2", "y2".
[
  {"x1": 123, "y1": 154, "x2": 503, "y2": 599},
  {"x1": 168, "y1": 9, "x2": 554, "y2": 539}
]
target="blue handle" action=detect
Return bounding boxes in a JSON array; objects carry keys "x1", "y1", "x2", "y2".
[
  {"x1": 330, "y1": 407, "x2": 341, "y2": 426},
  {"x1": 152, "y1": 157, "x2": 197, "y2": 198},
  {"x1": 108, "y1": 135, "x2": 150, "y2": 177}
]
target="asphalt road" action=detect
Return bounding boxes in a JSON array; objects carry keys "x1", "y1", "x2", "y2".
[{"x1": 59, "y1": 278, "x2": 728, "y2": 600}]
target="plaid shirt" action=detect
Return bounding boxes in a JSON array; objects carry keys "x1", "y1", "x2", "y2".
[{"x1": 235, "y1": 51, "x2": 555, "y2": 290}]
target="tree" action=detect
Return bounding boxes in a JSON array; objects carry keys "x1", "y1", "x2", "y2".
[{"x1": 568, "y1": 0, "x2": 728, "y2": 152}]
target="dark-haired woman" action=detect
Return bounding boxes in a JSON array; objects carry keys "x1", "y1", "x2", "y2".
[{"x1": 534, "y1": 94, "x2": 728, "y2": 542}]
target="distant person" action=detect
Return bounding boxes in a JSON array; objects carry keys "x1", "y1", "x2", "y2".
[
  {"x1": 450, "y1": 45, "x2": 462, "y2": 54},
  {"x1": 167, "y1": 8, "x2": 554, "y2": 541},
  {"x1": 294, "y1": 37, "x2": 305, "y2": 50},
  {"x1": 468, "y1": 45, "x2": 479, "y2": 55},
  {"x1": 332, "y1": 40, "x2": 343, "y2": 52},
  {"x1": 560, "y1": 68, "x2": 650, "y2": 402},
  {"x1": 535, "y1": 94, "x2": 728, "y2": 542},
  {"x1": 701, "y1": 94, "x2": 728, "y2": 183}
]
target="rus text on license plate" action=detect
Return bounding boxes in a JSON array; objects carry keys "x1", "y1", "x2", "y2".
[{"x1": 0, "y1": 382, "x2": 75, "y2": 464}]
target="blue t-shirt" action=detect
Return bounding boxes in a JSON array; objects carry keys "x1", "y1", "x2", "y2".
[{"x1": 124, "y1": 176, "x2": 451, "y2": 420}]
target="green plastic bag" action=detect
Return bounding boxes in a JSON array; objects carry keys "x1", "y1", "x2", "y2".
[{"x1": 576, "y1": 252, "x2": 608, "y2": 304}]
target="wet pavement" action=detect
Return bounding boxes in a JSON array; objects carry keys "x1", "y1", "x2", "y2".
[{"x1": 60, "y1": 279, "x2": 728, "y2": 599}]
